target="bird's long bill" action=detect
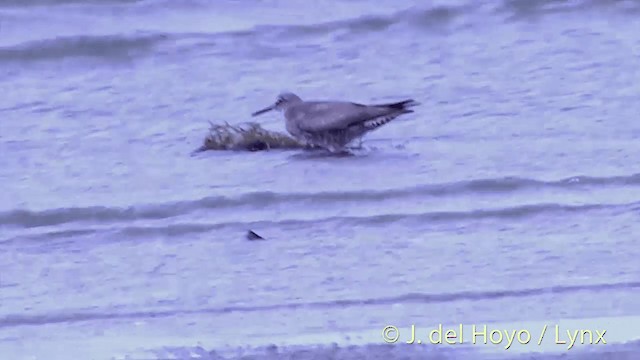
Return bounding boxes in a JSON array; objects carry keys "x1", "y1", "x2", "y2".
[{"x1": 251, "y1": 104, "x2": 275, "y2": 117}]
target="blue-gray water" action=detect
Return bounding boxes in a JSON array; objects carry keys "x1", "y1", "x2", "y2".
[{"x1": 1, "y1": 0, "x2": 640, "y2": 359}]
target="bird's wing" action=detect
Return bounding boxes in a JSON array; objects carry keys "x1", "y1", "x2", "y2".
[{"x1": 289, "y1": 101, "x2": 390, "y2": 133}]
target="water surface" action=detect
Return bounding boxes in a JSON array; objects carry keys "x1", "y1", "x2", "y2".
[{"x1": 1, "y1": 0, "x2": 640, "y2": 359}]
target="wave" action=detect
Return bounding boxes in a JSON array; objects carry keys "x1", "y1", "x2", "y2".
[
  {"x1": 500, "y1": 0, "x2": 640, "y2": 18},
  {"x1": 288, "y1": 0, "x2": 640, "y2": 38},
  {"x1": 2, "y1": 202, "x2": 636, "y2": 245},
  {"x1": 2, "y1": 0, "x2": 637, "y2": 64},
  {"x1": 2, "y1": 280, "x2": 637, "y2": 328},
  {"x1": 79, "y1": 202, "x2": 635, "y2": 236},
  {"x1": 2, "y1": 174, "x2": 640, "y2": 228},
  {"x1": 258, "y1": 4, "x2": 468, "y2": 39},
  {"x1": 0, "y1": 33, "x2": 169, "y2": 63},
  {"x1": 0, "y1": 5, "x2": 465, "y2": 64},
  {"x1": 10, "y1": 203, "x2": 583, "y2": 237}
]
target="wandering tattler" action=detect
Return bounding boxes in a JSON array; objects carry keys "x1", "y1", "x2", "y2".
[{"x1": 251, "y1": 92, "x2": 419, "y2": 152}]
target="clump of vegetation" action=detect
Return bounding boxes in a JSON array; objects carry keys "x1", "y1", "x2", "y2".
[{"x1": 193, "y1": 121, "x2": 305, "y2": 153}]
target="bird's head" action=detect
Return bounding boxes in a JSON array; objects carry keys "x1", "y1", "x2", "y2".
[{"x1": 251, "y1": 92, "x2": 302, "y2": 116}]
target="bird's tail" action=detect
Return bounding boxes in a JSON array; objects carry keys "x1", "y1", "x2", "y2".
[{"x1": 374, "y1": 99, "x2": 420, "y2": 112}]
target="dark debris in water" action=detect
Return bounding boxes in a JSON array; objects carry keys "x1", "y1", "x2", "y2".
[
  {"x1": 192, "y1": 121, "x2": 307, "y2": 154},
  {"x1": 246, "y1": 230, "x2": 265, "y2": 241}
]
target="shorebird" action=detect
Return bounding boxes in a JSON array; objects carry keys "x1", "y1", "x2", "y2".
[{"x1": 251, "y1": 92, "x2": 419, "y2": 152}]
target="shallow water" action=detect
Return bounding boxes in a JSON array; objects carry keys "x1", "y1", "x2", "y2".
[{"x1": 1, "y1": 0, "x2": 640, "y2": 359}]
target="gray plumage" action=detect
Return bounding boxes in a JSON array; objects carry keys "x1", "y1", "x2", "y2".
[{"x1": 251, "y1": 92, "x2": 419, "y2": 152}]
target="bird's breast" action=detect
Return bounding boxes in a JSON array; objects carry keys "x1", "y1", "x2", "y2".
[{"x1": 285, "y1": 117, "x2": 302, "y2": 137}]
